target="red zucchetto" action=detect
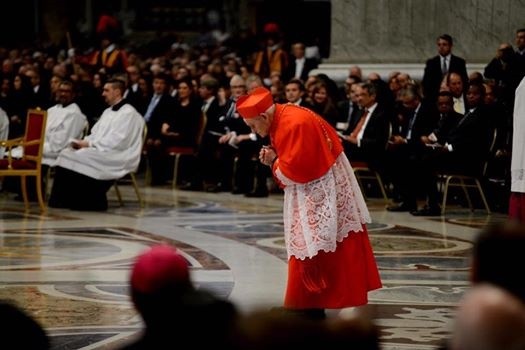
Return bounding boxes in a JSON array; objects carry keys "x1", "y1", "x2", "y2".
[
  {"x1": 236, "y1": 87, "x2": 274, "y2": 119},
  {"x1": 130, "y1": 244, "x2": 190, "y2": 294}
]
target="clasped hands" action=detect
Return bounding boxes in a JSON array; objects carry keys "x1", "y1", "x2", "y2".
[
  {"x1": 70, "y1": 139, "x2": 89, "y2": 149},
  {"x1": 259, "y1": 146, "x2": 277, "y2": 166}
]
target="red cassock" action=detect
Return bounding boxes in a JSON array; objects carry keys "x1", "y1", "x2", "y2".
[{"x1": 269, "y1": 104, "x2": 382, "y2": 309}]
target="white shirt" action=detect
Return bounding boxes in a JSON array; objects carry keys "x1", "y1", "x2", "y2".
[
  {"x1": 55, "y1": 103, "x2": 145, "y2": 180},
  {"x1": 294, "y1": 57, "x2": 305, "y2": 78},
  {"x1": 453, "y1": 96, "x2": 465, "y2": 115},
  {"x1": 357, "y1": 103, "x2": 377, "y2": 147},
  {"x1": 202, "y1": 96, "x2": 215, "y2": 114},
  {"x1": 511, "y1": 76, "x2": 525, "y2": 192},
  {"x1": 42, "y1": 103, "x2": 87, "y2": 166}
]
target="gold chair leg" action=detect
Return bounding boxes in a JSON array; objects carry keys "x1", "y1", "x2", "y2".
[
  {"x1": 130, "y1": 173, "x2": 144, "y2": 207},
  {"x1": 441, "y1": 176, "x2": 453, "y2": 215},
  {"x1": 475, "y1": 178, "x2": 491, "y2": 215},
  {"x1": 172, "y1": 154, "x2": 181, "y2": 189},
  {"x1": 353, "y1": 170, "x2": 368, "y2": 201},
  {"x1": 459, "y1": 177, "x2": 473, "y2": 211},
  {"x1": 114, "y1": 181, "x2": 123, "y2": 206},
  {"x1": 374, "y1": 172, "x2": 389, "y2": 204},
  {"x1": 35, "y1": 174, "x2": 46, "y2": 212},
  {"x1": 20, "y1": 176, "x2": 30, "y2": 211},
  {"x1": 144, "y1": 156, "x2": 152, "y2": 186}
]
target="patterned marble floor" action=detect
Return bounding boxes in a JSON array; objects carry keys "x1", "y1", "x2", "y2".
[{"x1": 0, "y1": 180, "x2": 508, "y2": 350}]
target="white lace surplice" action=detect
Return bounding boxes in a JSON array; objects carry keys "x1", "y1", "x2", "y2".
[{"x1": 276, "y1": 153, "x2": 371, "y2": 260}]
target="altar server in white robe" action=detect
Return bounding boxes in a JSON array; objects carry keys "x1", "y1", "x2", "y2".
[
  {"x1": 42, "y1": 80, "x2": 88, "y2": 166},
  {"x1": 49, "y1": 78, "x2": 144, "y2": 211}
]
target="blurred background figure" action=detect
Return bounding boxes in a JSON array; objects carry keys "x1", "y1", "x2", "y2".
[
  {"x1": 120, "y1": 244, "x2": 238, "y2": 349},
  {"x1": 252, "y1": 22, "x2": 289, "y2": 87},
  {"x1": 0, "y1": 300, "x2": 50, "y2": 350}
]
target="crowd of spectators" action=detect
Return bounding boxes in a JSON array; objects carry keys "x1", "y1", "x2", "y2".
[{"x1": 0, "y1": 24, "x2": 523, "y2": 207}]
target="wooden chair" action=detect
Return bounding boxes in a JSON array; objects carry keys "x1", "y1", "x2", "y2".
[
  {"x1": 166, "y1": 113, "x2": 207, "y2": 188},
  {"x1": 438, "y1": 129, "x2": 497, "y2": 215},
  {"x1": 0, "y1": 109, "x2": 47, "y2": 211},
  {"x1": 113, "y1": 124, "x2": 147, "y2": 207},
  {"x1": 351, "y1": 121, "x2": 391, "y2": 204},
  {"x1": 352, "y1": 161, "x2": 389, "y2": 203}
]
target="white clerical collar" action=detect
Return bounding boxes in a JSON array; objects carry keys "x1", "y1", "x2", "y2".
[{"x1": 105, "y1": 43, "x2": 116, "y2": 53}]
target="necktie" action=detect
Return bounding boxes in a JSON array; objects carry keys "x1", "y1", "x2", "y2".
[
  {"x1": 225, "y1": 100, "x2": 236, "y2": 119},
  {"x1": 202, "y1": 101, "x2": 210, "y2": 114},
  {"x1": 406, "y1": 110, "x2": 417, "y2": 140},
  {"x1": 144, "y1": 95, "x2": 159, "y2": 122},
  {"x1": 457, "y1": 109, "x2": 472, "y2": 127},
  {"x1": 347, "y1": 104, "x2": 354, "y2": 124},
  {"x1": 350, "y1": 109, "x2": 369, "y2": 138},
  {"x1": 442, "y1": 57, "x2": 448, "y2": 75}
]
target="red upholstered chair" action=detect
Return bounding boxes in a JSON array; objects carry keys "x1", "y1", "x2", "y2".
[
  {"x1": 165, "y1": 113, "x2": 207, "y2": 188},
  {"x1": 0, "y1": 109, "x2": 47, "y2": 211}
]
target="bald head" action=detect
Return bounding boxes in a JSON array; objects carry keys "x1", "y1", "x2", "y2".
[{"x1": 451, "y1": 284, "x2": 525, "y2": 350}]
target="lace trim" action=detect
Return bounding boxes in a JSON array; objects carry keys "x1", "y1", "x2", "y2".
[{"x1": 276, "y1": 153, "x2": 371, "y2": 260}]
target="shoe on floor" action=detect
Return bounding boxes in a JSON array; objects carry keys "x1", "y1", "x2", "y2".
[
  {"x1": 178, "y1": 182, "x2": 203, "y2": 191},
  {"x1": 245, "y1": 190, "x2": 269, "y2": 198},
  {"x1": 231, "y1": 187, "x2": 249, "y2": 194},
  {"x1": 206, "y1": 184, "x2": 222, "y2": 193},
  {"x1": 410, "y1": 206, "x2": 441, "y2": 216},
  {"x1": 386, "y1": 202, "x2": 416, "y2": 212}
]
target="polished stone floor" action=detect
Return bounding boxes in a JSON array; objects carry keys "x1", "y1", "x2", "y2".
[{"x1": 0, "y1": 179, "x2": 508, "y2": 350}]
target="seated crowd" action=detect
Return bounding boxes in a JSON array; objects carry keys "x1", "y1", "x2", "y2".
[{"x1": 0, "y1": 27, "x2": 524, "y2": 212}]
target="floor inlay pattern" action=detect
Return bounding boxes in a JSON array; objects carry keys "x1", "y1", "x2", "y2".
[{"x1": 0, "y1": 184, "x2": 508, "y2": 349}]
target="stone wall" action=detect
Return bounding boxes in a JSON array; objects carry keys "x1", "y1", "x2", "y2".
[
  {"x1": 318, "y1": 0, "x2": 525, "y2": 83},
  {"x1": 330, "y1": 0, "x2": 525, "y2": 64}
]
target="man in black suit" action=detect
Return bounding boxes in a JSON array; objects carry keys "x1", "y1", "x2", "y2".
[
  {"x1": 282, "y1": 42, "x2": 318, "y2": 83},
  {"x1": 144, "y1": 73, "x2": 175, "y2": 185},
  {"x1": 340, "y1": 82, "x2": 391, "y2": 174},
  {"x1": 386, "y1": 85, "x2": 440, "y2": 212},
  {"x1": 284, "y1": 78, "x2": 314, "y2": 109},
  {"x1": 181, "y1": 77, "x2": 225, "y2": 191},
  {"x1": 410, "y1": 83, "x2": 492, "y2": 216},
  {"x1": 26, "y1": 67, "x2": 52, "y2": 110},
  {"x1": 336, "y1": 75, "x2": 362, "y2": 132},
  {"x1": 422, "y1": 34, "x2": 468, "y2": 104},
  {"x1": 124, "y1": 65, "x2": 146, "y2": 112}
]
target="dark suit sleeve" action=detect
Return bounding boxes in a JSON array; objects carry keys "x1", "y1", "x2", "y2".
[
  {"x1": 360, "y1": 109, "x2": 390, "y2": 153},
  {"x1": 422, "y1": 57, "x2": 440, "y2": 101}
]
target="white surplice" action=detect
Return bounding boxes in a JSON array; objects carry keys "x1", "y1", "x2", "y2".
[
  {"x1": 55, "y1": 103, "x2": 144, "y2": 180},
  {"x1": 42, "y1": 103, "x2": 87, "y2": 166}
]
